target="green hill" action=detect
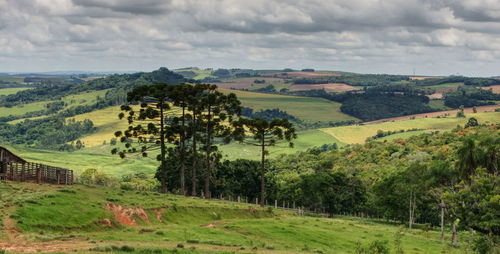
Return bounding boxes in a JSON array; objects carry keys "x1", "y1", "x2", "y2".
[{"x1": 0, "y1": 181, "x2": 464, "y2": 253}]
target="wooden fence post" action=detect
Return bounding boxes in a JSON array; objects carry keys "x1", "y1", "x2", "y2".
[
  {"x1": 237, "y1": 196, "x2": 240, "y2": 203},
  {"x1": 255, "y1": 198, "x2": 258, "y2": 205},
  {"x1": 275, "y1": 200, "x2": 277, "y2": 209}
]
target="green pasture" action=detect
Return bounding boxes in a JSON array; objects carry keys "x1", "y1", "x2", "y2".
[
  {"x1": 0, "y1": 101, "x2": 53, "y2": 117},
  {"x1": 0, "y1": 87, "x2": 31, "y2": 96},
  {"x1": 219, "y1": 129, "x2": 342, "y2": 160},
  {"x1": 221, "y1": 89, "x2": 357, "y2": 123},
  {"x1": 320, "y1": 111, "x2": 500, "y2": 144},
  {"x1": 0, "y1": 181, "x2": 468, "y2": 253}
]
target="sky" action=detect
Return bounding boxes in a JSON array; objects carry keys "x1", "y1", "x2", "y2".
[{"x1": 1, "y1": 0, "x2": 500, "y2": 76}]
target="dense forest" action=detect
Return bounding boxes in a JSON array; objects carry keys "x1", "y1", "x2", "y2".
[
  {"x1": 290, "y1": 85, "x2": 433, "y2": 121},
  {"x1": 444, "y1": 86, "x2": 500, "y2": 108},
  {"x1": 0, "y1": 116, "x2": 95, "y2": 150}
]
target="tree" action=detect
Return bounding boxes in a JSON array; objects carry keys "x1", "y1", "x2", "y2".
[
  {"x1": 187, "y1": 84, "x2": 210, "y2": 196},
  {"x1": 170, "y1": 83, "x2": 194, "y2": 196},
  {"x1": 200, "y1": 85, "x2": 241, "y2": 198},
  {"x1": 465, "y1": 117, "x2": 478, "y2": 128},
  {"x1": 456, "y1": 135, "x2": 481, "y2": 184},
  {"x1": 112, "y1": 83, "x2": 174, "y2": 194},
  {"x1": 235, "y1": 118, "x2": 296, "y2": 206}
]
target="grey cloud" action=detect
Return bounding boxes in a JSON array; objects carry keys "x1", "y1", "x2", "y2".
[{"x1": 0, "y1": 0, "x2": 499, "y2": 76}]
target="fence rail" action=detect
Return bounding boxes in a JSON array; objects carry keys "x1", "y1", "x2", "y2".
[{"x1": 0, "y1": 161, "x2": 73, "y2": 185}]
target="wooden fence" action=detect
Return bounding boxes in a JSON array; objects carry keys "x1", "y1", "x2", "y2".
[{"x1": 0, "y1": 161, "x2": 73, "y2": 185}]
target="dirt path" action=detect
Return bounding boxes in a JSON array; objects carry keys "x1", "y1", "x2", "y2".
[{"x1": 364, "y1": 104, "x2": 500, "y2": 125}]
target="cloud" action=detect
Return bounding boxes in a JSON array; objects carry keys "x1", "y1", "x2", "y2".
[{"x1": 0, "y1": 0, "x2": 498, "y2": 76}]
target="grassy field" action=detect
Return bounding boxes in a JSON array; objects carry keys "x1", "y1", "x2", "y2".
[
  {"x1": 321, "y1": 111, "x2": 500, "y2": 144},
  {"x1": 62, "y1": 89, "x2": 109, "y2": 107},
  {"x1": 428, "y1": 100, "x2": 452, "y2": 111},
  {"x1": 220, "y1": 89, "x2": 357, "y2": 123},
  {"x1": 0, "y1": 181, "x2": 468, "y2": 253},
  {"x1": 2, "y1": 128, "x2": 340, "y2": 175},
  {"x1": 219, "y1": 129, "x2": 343, "y2": 160},
  {"x1": 0, "y1": 87, "x2": 31, "y2": 96},
  {"x1": 373, "y1": 130, "x2": 431, "y2": 142},
  {"x1": 0, "y1": 101, "x2": 54, "y2": 117},
  {"x1": 1, "y1": 144, "x2": 158, "y2": 176}
]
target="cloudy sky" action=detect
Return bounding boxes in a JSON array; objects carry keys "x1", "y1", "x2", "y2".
[{"x1": 1, "y1": 0, "x2": 500, "y2": 76}]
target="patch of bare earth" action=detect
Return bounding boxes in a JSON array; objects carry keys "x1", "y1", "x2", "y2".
[
  {"x1": 409, "y1": 76, "x2": 444, "y2": 80},
  {"x1": 212, "y1": 77, "x2": 283, "y2": 89},
  {"x1": 364, "y1": 104, "x2": 500, "y2": 124},
  {"x1": 427, "y1": 86, "x2": 459, "y2": 100},
  {"x1": 105, "y1": 203, "x2": 151, "y2": 226},
  {"x1": 289, "y1": 83, "x2": 357, "y2": 92},
  {"x1": 480, "y1": 84, "x2": 500, "y2": 94}
]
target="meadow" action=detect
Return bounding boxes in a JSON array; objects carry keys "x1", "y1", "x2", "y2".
[
  {"x1": 0, "y1": 87, "x2": 31, "y2": 96},
  {"x1": 0, "y1": 101, "x2": 53, "y2": 117},
  {"x1": 220, "y1": 89, "x2": 357, "y2": 123},
  {"x1": 0, "y1": 181, "x2": 468, "y2": 253},
  {"x1": 320, "y1": 111, "x2": 500, "y2": 144}
]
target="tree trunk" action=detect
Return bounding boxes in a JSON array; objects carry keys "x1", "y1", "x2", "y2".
[
  {"x1": 191, "y1": 112, "x2": 197, "y2": 196},
  {"x1": 440, "y1": 199, "x2": 445, "y2": 242},
  {"x1": 409, "y1": 189, "x2": 413, "y2": 230},
  {"x1": 451, "y1": 219, "x2": 457, "y2": 247},
  {"x1": 260, "y1": 137, "x2": 265, "y2": 207},
  {"x1": 180, "y1": 106, "x2": 186, "y2": 195},
  {"x1": 159, "y1": 101, "x2": 167, "y2": 194},
  {"x1": 205, "y1": 105, "x2": 211, "y2": 199},
  {"x1": 468, "y1": 228, "x2": 473, "y2": 244}
]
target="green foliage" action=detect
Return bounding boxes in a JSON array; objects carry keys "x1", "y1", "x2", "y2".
[
  {"x1": 293, "y1": 73, "x2": 409, "y2": 86},
  {"x1": 0, "y1": 116, "x2": 95, "y2": 149},
  {"x1": 444, "y1": 86, "x2": 500, "y2": 108}
]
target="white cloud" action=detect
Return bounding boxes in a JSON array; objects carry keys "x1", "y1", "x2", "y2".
[{"x1": 0, "y1": 0, "x2": 498, "y2": 76}]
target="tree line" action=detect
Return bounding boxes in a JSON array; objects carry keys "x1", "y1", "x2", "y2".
[{"x1": 112, "y1": 83, "x2": 296, "y2": 206}]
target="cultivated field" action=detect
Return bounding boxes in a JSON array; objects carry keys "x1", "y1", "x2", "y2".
[
  {"x1": 321, "y1": 111, "x2": 500, "y2": 144},
  {"x1": 364, "y1": 104, "x2": 499, "y2": 124},
  {"x1": 481, "y1": 84, "x2": 500, "y2": 94},
  {"x1": 409, "y1": 76, "x2": 444, "y2": 80},
  {"x1": 212, "y1": 77, "x2": 284, "y2": 89},
  {"x1": 0, "y1": 181, "x2": 467, "y2": 253},
  {"x1": 0, "y1": 87, "x2": 30, "y2": 96},
  {"x1": 220, "y1": 89, "x2": 357, "y2": 123},
  {"x1": 288, "y1": 83, "x2": 357, "y2": 93},
  {"x1": 0, "y1": 101, "x2": 54, "y2": 117}
]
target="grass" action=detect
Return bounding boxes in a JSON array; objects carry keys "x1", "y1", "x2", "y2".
[
  {"x1": 220, "y1": 89, "x2": 358, "y2": 123},
  {"x1": 423, "y1": 82, "x2": 463, "y2": 89},
  {"x1": 0, "y1": 181, "x2": 468, "y2": 253},
  {"x1": 321, "y1": 111, "x2": 500, "y2": 144},
  {"x1": 373, "y1": 130, "x2": 431, "y2": 142},
  {"x1": 61, "y1": 89, "x2": 109, "y2": 107},
  {"x1": 219, "y1": 129, "x2": 343, "y2": 160},
  {"x1": 0, "y1": 87, "x2": 31, "y2": 96},
  {"x1": 173, "y1": 69, "x2": 214, "y2": 80},
  {"x1": 2, "y1": 128, "x2": 340, "y2": 175},
  {"x1": 0, "y1": 101, "x2": 53, "y2": 117},
  {"x1": 1, "y1": 144, "x2": 158, "y2": 176},
  {"x1": 428, "y1": 100, "x2": 452, "y2": 111}
]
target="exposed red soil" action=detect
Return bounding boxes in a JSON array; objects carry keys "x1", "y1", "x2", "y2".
[
  {"x1": 212, "y1": 77, "x2": 283, "y2": 89},
  {"x1": 364, "y1": 104, "x2": 500, "y2": 124},
  {"x1": 289, "y1": 83, "x2": 357, "y2": 92},
  {"x1": 261, "y1": 72, "x2": 340, "y2": 78},
  {"x1": 155, "y1": 208, "x2": 166, "y2": 222},
  {"x1": 105, "y1": 203, "x2": 151, "y2": 226}
]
